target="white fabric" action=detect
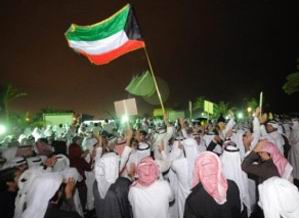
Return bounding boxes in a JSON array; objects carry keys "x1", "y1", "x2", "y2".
[
  {"x1": 251, "y1": 116, "x2": 261, "y2": 149},
  {"x1": 282, "y1": 163, "x2": 294, "y2": 181},
  {"x1": 223, "y1": 118, "x2": 236, "y2": 138},
  {"x1": 288, "y1": 122, "x2": 299, "y2": 179},
  {"x1": 221, "y1": 146, "x2": 251, "y2": 216},
  {"x1": 54, "y1": 126, "x2": 66, "y2": 140},
  {"x1": 167, "y1": 138, "x2": 198, "y2": 218},
  {"x1": 14, "y1": 168, "x2": 44, "y2": 218},
  {"x1": 269, "y1": 131, "x2": 285, "y2": 155},
  {"x1": 73, "y1": 189, "x2": 83, "y2": 216},
  {"x1": 135, "y1": 148, "x2": 151, "y2": 165},
  {"x1": 26, "y1": 156, "x2": 42, "y2": 168},
  {"x1": 85, "y1": 171, "x2": 95, "y2": 210},
  {"x1": 129, "y1": 143, "x2": 151, "y2": 169},
  {"x1": 18, "y1": 134, "x2": 27, "y2": 145},
  {"x1": 59, "y1": 166, "x2": 83, "y2": 215},
  {"x1": 171, "y1": 159, "x2": 191, "y2": 218},
  {"x1": 202, "y1": 134, "x2": 214, "y2": 147},
  {"x1": 82, "y1": 137, "x2": 97, "y2": 151},
  {"x1": 68, "y1": 30, "x2": 129, "y2": 55},
  {"x1": 283, "y1": 123, "x2": 291, "y2": 140},
  {"x1": 153, "y1": 126, "x2": 174, "y2": 161},
  {"x1": 59, "y1": 167, "x2": 82, "y2": 182},
  {"x1": 2, "y1": 146, "x2": 17, "y2": 162},
  {"x1": 31, "y1": 127, "x2": 42, "y2": 141},
  {"x1": 95, "y1": 152, "x2": 119, "y2": 199},
  {"x1": 21, "y1": 172, "x2": 63, "y2": 218},
  {"x1": 52, "y1": 154, "x2": 70, "y2": 172},
  {"x1": 182, "y1": 138, "x2": 199, "y2": 188},
  {"x1": 258, "y1": 177, "x2": 299, "y2": 218},
  {"x1": 119, "y1": 145, "x2": 132, "y2": 176},
  {"x1": 43, "y1": 125, "x2": 53, "y2": 138},
  {"x1": 231, "y1": 130, "x2": 246, "y2": 160},
  {"x1": 168, "y1": 140, "x2": 184, "y2": 162},
  {"x1": 167, "y1": 169, "x2": 179, "y2": 218},
  {"x1": 2, "y1": 157, "x2": 26, "y2": 170},
  {"x1": 129, "y1": 180, "x2": 173, "y2": 218}
]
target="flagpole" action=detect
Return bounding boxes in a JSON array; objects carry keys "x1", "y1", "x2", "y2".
[
  {"x1": 259, "y1": 91, "x2": 263, "y2": 119},
  {"x1": 189, "y1": 101, "x2": 192, "y2": 121},
  {"x1": 143, "y1": 46, "x2": 165, "y2": 114}
]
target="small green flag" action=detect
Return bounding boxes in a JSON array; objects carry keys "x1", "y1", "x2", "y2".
[{"x1": 125, "y1": 70, "x2": 155, "y2": 96}]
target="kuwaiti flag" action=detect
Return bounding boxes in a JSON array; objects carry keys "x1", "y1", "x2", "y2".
[{"x1": 65, "y1": 4, "x2": 145, "y2": 65}]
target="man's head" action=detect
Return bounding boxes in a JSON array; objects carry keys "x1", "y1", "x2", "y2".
[
  {"x1": 0, "y1": 167, "x2": 21, "y2": 192},
  {"x1": 265, "y1": 121, "x2": 279, "y2": 133}
]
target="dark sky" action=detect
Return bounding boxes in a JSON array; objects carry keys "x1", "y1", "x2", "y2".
[{"x1": 1, "y1": 0, "x2": 298, "y2": 118}]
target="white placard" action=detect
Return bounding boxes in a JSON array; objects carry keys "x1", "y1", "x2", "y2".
[{"x1": 114, "y1": 98, "x2": 138, "y2": 117}]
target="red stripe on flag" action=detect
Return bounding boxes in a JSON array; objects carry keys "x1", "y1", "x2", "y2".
[{"x1": 80, "y1": 40, "x2": 145, "y2": 65}]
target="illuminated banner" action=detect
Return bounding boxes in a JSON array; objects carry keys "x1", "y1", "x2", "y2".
[
  {"x1": 114, "y1": 98, "x2": 138, "y2": 117},
  {"x1": 204, "y1": 100, "x2": 213, "y2": 114}
]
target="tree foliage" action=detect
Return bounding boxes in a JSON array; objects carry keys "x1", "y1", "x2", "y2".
[
  {"x1": 283, "y1": 72, "x2": 299, "y2": 95},
  {"x1": 0, "y1": 84, "x2": 27, "y2": 121}
]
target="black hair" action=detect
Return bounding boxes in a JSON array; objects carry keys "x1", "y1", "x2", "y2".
[
  {"x1": 38, "y1": 138, "x2": 48, "y2": 144},
  {"x1": 52, "y1": 140, "x2": 67, "y2": 155},
  {"x1": 0, "y1": 167, "x2": 17, "y2": 192},
  {"x1": 139, "y1": 130, "x2": 147, "y2": 136}
]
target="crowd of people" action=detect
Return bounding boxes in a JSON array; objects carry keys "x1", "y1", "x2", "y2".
[{"x1": 0, "y1": 107, "x2": 299, "y2": 218}]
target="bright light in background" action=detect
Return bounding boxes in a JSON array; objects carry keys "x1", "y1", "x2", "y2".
[
  {"x1": 237, "y1": 112, "x2": 244, "y2": 119},
  {"x1": 225, "y1": 116, "x2": 229, "y2": 120},
  {"x1": 247, "y1": 107, "x2": 252, "y2": 113},
  {"x1": 0, "y1": 124, "x2": 6, "y2": 135},
  {"x1": 121, "y1": 114, "x2": 129, "y2": 123}
]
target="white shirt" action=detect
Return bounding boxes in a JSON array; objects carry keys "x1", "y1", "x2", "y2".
[
  {"x1": 171, "y1": 158, "x2": 192, "y2": 218},
  {"x1": 129, "y1": 180, "x2": 174, "y2": 218}
]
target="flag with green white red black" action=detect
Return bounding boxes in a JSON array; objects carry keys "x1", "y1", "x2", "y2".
[{"x1": 65, "y1": 4, "x2": 145, "y2": 65}]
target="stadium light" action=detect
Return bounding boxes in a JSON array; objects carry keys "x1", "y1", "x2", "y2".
[
  {"x1": 237, "y1": 112, "x2": 244, "y2": 119},
  {"x1": 0, "y1": 124, "x2": 6, "y2": 135},
  {"x1": 121, "y1": 114, "x2": 129, "y2": 123}
]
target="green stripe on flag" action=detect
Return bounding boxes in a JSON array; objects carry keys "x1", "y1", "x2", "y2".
[{"x1": 65, "y1": 4, "x2": 130, "y2": 41}]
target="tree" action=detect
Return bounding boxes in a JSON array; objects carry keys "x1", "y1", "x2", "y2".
[
  {"x1": 213, "y1": 101, "x2": 230, "y2": 118},
  {"x1": 283, "y1": 72, "x2": 299, "y2": 95},
  {"x1": 2, "y1": 84, "x2": 27, "y2": 121},
  {"x1": 283, "y1": 58, "x2": 299, "y2": 95},
  {"x1": 242, "y1": 97, "x2": 258, "y2": 111},
  {"x1": 193, "y1": 96, "x2": 205, "y2": 112}
]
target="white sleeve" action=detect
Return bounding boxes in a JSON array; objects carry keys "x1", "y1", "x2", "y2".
[
  {"x1": 156, "y1": 159, "x2": 171, "y2": 173},
  {"x1": 260, "y1": 125, "x2": 268, "y2": 138},
  {"x1": 223, "y1": 118, "x2": 236, "y2": 137},
  {"x1": 181, "y1": 128, "x2": 188, "y2": 139},
  {"x1": 165, "y1": 126, "x2": 174, "y2": 142},
  {"x1": 119, "y1": 146, "x2": 132, "y2": 171},
  {"x1": 251, "y1": 116, "x2": 261, "y2": 149},
  {"x1": 160, "y1": 150, "x2": 168, "y2": 160},
  {"x1": 166, "y1": 182, "x2": 174, "y2": 202},
  {"x1": 128, "y1": 188, "x2": 134, "y2": 206}
]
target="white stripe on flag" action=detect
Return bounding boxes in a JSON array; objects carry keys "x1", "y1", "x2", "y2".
[{"x1": 68, "y1": 30, "x2": 129, "y2": 55}]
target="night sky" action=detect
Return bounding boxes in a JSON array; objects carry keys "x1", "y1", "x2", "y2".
[{"x1": 1, "y1": 0, "x2": 298, "y2": 118}]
